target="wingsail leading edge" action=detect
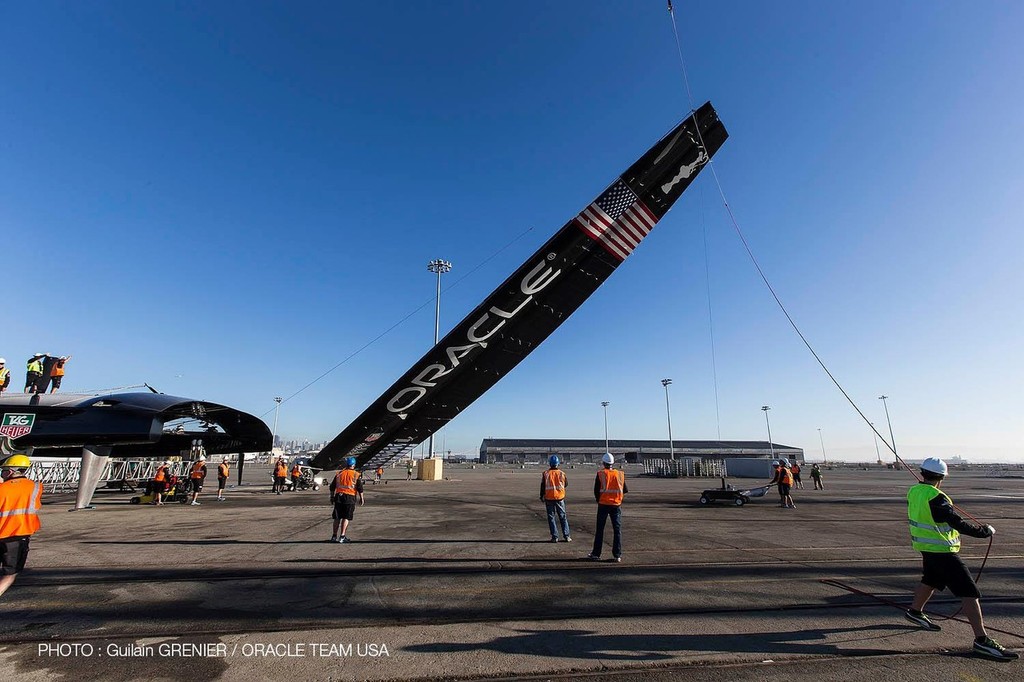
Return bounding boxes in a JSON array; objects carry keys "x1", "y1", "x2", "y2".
[{"x1": 313, "y1": 103, "x2": 728, "y2": 471}]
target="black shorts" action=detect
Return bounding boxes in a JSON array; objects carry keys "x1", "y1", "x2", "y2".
[
  {"x1": 0, "y1": 536, "x2": 31, "y2": 575},
  {"x1": 778, "y1": 483, "x2": 791, "y2": 496},
  {"x1": 920, "y1": 551, "x2": 980, "y2": 599},
  {"x1": 190, "y1": 480, "x2": 204, "y2": 492},
  {"x1": 793, "y1": 472, "x2": 802, "y2": 482},
  {"x1": 332, "y1": 497, "x2": 357, "y2": 521},
  {"x1": 49, "y1": 376, "x2": 63, "y2": 389},
  {"x1": 217, "y1": 477, "x2": 227, "y2": 489},
  {"x1": 24, "y1": 372, "x2": 41, "y2": 390},
  {"x1": 152, "y1": 481, "x2": 168, "y2": 493}
]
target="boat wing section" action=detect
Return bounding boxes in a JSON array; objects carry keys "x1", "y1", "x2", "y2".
[{"x1": 313, "y1": 103, "x2": 728, "y2": 472}]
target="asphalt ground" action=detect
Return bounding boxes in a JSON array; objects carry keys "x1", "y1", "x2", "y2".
[{"x1": 1, "y1": 464, "x2": 1022, "y2": 681}]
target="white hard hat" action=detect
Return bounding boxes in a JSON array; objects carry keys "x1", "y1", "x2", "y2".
[
  {"x1": 601, "y1": 453, "x2": 614, "y2": 465},
  {"x1": 780, "y1": 458, "x2": 790, "y2": 466},
  {"x1": 771, "y1": 460, "x2": 779, "y2": 466},
  {"x1": 920, "y1": 457, "x2": 948, "y2": 477},
  {"x1": 0, "y1": 357, "x2": 5, "y2": 364},
  {"x1": 198, "y1": 454, "x2": 206, "y2": 460}
]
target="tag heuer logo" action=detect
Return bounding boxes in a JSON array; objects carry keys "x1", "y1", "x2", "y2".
[{"x1": 0, "y1": 413, "x2": 35, "y2": 440}]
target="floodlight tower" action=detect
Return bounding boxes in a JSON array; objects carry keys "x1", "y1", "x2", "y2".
[
  {"x1": 601, "y1": 401, "x2": 610, "y2": 454},
  {"x1": 761, "y1": 405, "x2": 775, "y2": 461},
  {"x1": 661, "y1": 379, "x2": 674, "y2": 460},
  {"x1": 426, "y1": 259, "x2": 452, "y2": 458}
]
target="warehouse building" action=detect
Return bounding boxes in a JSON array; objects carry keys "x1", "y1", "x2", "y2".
[{"x1": 478, "y1": 438, "x2": 803, "y2": 465}]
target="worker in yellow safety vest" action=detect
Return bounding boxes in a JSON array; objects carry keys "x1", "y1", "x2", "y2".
[
  {"x1": 0, "y1": 454, "x2": 43, "y2": 599},
  {"x1": 24, "y1": 354, "x2": 45, "y2": 394},
  {"x1": 540, "y1": 455, "x2": 571, "y2": 542},
  {"x1": 587, "y1": 453, "x2": 627, "y2": 562},
  {"x1": 903, "y1": 457, "x2": 1017, "y2": 660}
]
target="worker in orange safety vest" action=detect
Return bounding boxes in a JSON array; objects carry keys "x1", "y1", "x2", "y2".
[
  {"x1": 328, "y1": 457, "x2": 364, "y2": 543},
  {"x1": 587, "y1": 453, "x2": 627, "y2": 562},
  {"x1": 0, "y1": 454, "x2": 43, "y2": 599},
  {"x1": 540, "y1": 455, "x2": 571, "y2": 542},
  {"x1": 273, "y1": 458, "x2": 288, "y2": 495}
]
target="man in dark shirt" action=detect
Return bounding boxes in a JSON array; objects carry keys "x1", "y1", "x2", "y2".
[{"x1": 904, "y1": 457, "x2": 1017, "y2": 660}]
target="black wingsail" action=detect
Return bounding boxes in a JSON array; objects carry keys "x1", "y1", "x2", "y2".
[{"x1": 313, "y1": 103, "x2": 728, "y2": 471}]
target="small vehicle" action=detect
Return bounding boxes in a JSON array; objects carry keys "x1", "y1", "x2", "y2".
[
  {"x1": 699, "y1": 478, "x2": 772, "y2": 507},
  {"x1": 130, "y1": 476, "x2": 191, "y2": 505}
]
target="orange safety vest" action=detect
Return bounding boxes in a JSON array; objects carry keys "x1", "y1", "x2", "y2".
[
  {"x1": 542, "y1": 469, "x2": 566, "y2": 501},
  {"x1": 50, "y1": 361, "x2": 65, "y2": 377},
  {"x1": 218, "y1": 464, "x2": 229, "y2": 478},
  {"x1": 791, "y1": 464, "x2": 801, "y2": 475},
  {"x1": 154, "y1": 466, "x2": 168, "y2": 483},
  {"x1": 274, "y1": 463, "x2": 287, "y2": 477},
  {"x1": 376, "y1": 468, "x2": 383, "y2": 476},
  {"x1": 779, "y1": 467, "x2": 794, "y2": 486},
  {"x1": 190, "y1": 462, "x2": 206, "y2": 479},
  {"x1": 333, "y1": 469, "x2": 360, "y2": 497},
  {"x1": 0, "y1": 476, "x2": 43, "y2": 539},
  {"x1": 597, "y1": 468, "x2": 624, "y2": 506},
  {"x1": 291, "y1": 466, "x2": 301, "y2": 477}
]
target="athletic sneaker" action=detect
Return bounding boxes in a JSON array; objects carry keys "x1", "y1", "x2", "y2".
[
  {"x1": 904, "y1": 609, "x2": 941, "y2": 631},
  {"x1": 328, "y1": 536, "x2": 338, "y2": 543},
  {"x1": 612, "y1": 556, "x2": 622, "y2": 563},
  {"x1": 973, "y1": 636, "x2": 1019, "y2": 660},
  {"x1": 586, "y1": 554, "x2": 601, "y2": 561},
  {"x1": 550, "y1": 537, "x2": 559, "y2": 543},
  {"x1": 564, "y1": 537, "x2": 572, "y2": 543},
  {"x1": 338, "y1": 536, "x2": 351, "y2": 544}
]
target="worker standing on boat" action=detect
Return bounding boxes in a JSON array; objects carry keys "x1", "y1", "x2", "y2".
[
  {"x1": 46, "y1": 355, "x2": 71, "y2": 393},
  {"x1": 540, "y1": 455, "x2": 571, "y2": 543},
  {"x1": 24, "y1": 354, "x2": 44, "y2": 393},
  {"x1": 0, "y1": 454, "x2": 42, "y2": 600},
  {"x1": 0, "y1": 359, "x2": 10, "y2": 394},
  {"x1": 903, "y1": 457, "x2": 1017, "y2": 660}
]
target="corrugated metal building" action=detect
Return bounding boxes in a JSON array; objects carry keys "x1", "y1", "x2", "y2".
[{"x1": 479, "y1": 439, "x2": 803, "y2": 464}]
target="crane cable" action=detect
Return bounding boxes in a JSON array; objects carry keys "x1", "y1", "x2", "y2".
[{"x1": 665, "y1": 0, "x2": 1000, "y2": 626}]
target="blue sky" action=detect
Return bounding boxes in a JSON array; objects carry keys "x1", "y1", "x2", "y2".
[{"x1": 3, "y1": 2, "x2": 1022, "y2": 462}]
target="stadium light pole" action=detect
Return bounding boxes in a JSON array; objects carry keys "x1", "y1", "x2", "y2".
[
  {"x1": 601, "y1": 401, "x2": 610, "y2": 455},
  {"x1": 661, "y1": 379, "x2": 674, "y2": 460},
  {"x1": 878, "y1": 395, "x2": 897, "y2": 459},
  {"x1": 761, "y1": 405, "x2": 775, "y2": 461},
  {"x1": 272, "y1": 397, "x2": 283, "y2": 453},
  {"x1": 817, "y1": 427, "x2": 827, "y2": 464},
  {"x1": 427, "y1": 259, "x2": 452, "y2": 458}
]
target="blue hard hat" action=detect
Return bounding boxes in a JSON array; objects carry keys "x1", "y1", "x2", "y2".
[
  {"x1": 345, "y1": 457, "x2": 356, "y2": 468},
  {"x1": 549, "y1": 455, "x2": 560, "y2": 467}
]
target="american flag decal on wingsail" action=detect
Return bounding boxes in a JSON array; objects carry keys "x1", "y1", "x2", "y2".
[{"x1": 574, "y1": 180, "x2": 659, "y2": 261}]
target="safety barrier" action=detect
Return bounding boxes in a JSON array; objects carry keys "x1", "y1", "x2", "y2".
[{"x1": 642, "y1": 458, "x2": 727, "y2": 478}]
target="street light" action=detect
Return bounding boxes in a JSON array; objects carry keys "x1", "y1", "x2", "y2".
[
  {"x1": 817, "y1": 427, "x2": 827, "y2": 464},
  {"x1": 272, "y1": 397, "x2": 283, "y2": 452},
  {"x1": 761, "y1": 405, "x2": 775, "y2": 461},
  {"x1": 661, "y1": 379, "x2": 674, "y2": 460},
  {"x1": 601, "y1": 401, "x2": 610, "y2": 454},
  {"x1": 426, "y1": 259, "x2": 452, "y2": 458},
  {"x1": 878, "y1": 395, "x2": 897, "y2": 458}
]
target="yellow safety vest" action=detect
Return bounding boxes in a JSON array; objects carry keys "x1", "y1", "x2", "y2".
[
  {"x1": 27, "y1": 360, "x2": 43, "y2": 374},
  {"x1": 907, "y1": 483, "x2": 960, "y2": 553}
]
